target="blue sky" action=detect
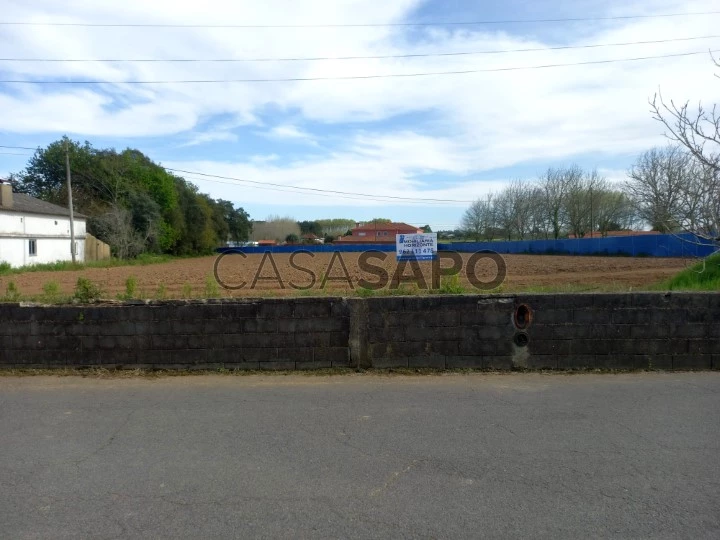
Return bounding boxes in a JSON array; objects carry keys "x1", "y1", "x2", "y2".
[{"x1": 0, "y1": 0, "x2": 718, "y2": 230}]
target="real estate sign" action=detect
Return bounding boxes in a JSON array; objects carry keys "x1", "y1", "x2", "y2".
[{"x1": 396, "y1": 233, "x2": 438, "y2": 261}]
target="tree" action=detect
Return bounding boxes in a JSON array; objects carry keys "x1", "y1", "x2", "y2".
[
  {"x1": 216, "y1": 200, "x2": 251, "y2": 243},
  {"x1": 649, "y1": 55, "x2": 720, "y2": 243},
  {"x1": 461, "y1": 196, "x2": 493, "y2": 241},
  {"x1": 316, "y1": 218, "x2": 356, "y2": 237},
  {"x1": 505, "y1": 179, "x2": 534, "y2": 240},
  {"x1": 538, "y1": 167, "x2": 574, "y2": 239},
  {"x1": 10, "y1": 137, "x2": 252, "y2": 258},
  {"x1": 625, "y1": 147, "x2": 689, "y2": 232},
  {"x1": 251, "y1": 216, "x2": 300, "y2": 242},
  {"x1": 369, "y1": 218, "x2": 391, "y2": 224},
  {"x1": 651, "y1": 55, "x2": 720, "y2": 176},
  {"x1": 285, "y1": 233, "x2": 299, "y2": 244},
  {"x1": 421, "y1": 225, "x2": 432, "y2": 233},
  {"x1": 298, "y1": 220, "x2": 322, "y2": 236}
]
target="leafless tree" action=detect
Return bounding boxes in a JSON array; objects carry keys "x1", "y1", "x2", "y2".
[
  {"x1": 538, "y1": 167, "x2": 572, "y2": 239},
  {"x1": 625, "y1": 146, "x2": 690, "y2": 232},
  {"x1": 461, "y1": 194, "x2": 494, "y2": 241},
  {"x1": 250, "y1": 215, "x2": 301, "y2": 242},
  {"x1": 650, "y1": 54, "x2": 720, "y2": 175},
  {"x1": 594, "y1": 190, "x2": 635, "y2": 236},
  {"x1": 493, "y1": 189, "x2": 516, "y2": 241},
  {"x1": 649, "y1": 54, "x2": 720, "y2": 245},
  {"x1": 503, "y1": 179, "x2": 534, "y2": 240},
  {"x1": 91, "y1": 205, "x2": 148, "y2": 259}
]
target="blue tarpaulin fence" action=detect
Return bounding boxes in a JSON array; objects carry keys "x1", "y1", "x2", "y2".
[{"x1": 217, "y1": 233, "x2": 716, "y2": 258}]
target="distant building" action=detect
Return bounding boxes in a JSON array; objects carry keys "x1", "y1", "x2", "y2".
[
  {"x1": 0, "y1": 180, "x2": 88, "y2": 267},
  {"x1": 256, "y1": 239, "x2": 278, "y2": 246},
  {"x1": 301, "y1": 233, "x2": 323, "y2": 244},
  {"x1": 335, "y1": 222, "x2": 422, "y2": 244}
]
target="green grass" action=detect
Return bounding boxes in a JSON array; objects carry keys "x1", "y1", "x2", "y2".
[
  {"x1": 653, "y1": 253, "x2": 720, "y2": 291},
  {"x1": 0, "y1": 253, "x2": 175, "y2": 277}
]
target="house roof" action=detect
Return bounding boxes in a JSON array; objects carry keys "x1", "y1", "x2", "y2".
[
  {"x1": 352, "y1": 222, "x2": 420, "y2": 232},
  {"x1": 1, "y1": 191, "x2": 86, "y2": 219}
]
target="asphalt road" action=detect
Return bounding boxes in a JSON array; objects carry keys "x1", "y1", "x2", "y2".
[{"x1": 1, "y1": 372, "x2": 718, "y2": 539}]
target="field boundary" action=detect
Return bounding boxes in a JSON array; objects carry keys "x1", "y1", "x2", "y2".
[
  {"x1": 0, "y1": 293, "x2": 718, "y2": 371},
  {"x1": 219, "y1": 232, "x2": 716, "y2": 258}
]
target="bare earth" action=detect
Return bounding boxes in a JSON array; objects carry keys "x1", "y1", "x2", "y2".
[{"x1": 1, "y1": 253, "x2": 690, "y2": 299}]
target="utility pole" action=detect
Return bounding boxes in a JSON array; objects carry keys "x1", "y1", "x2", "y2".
[{"x1": 65, "y1": 139, "x2": 76, "y2": 263}]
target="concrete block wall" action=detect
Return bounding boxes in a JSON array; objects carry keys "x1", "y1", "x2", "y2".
[
  {"x1": 0, "y1": 293, "x2": 717, "y2": 370},
  {"x1": 362, "y1": 293, "x2": 720, "y2": 370},
  {"x1": 0, "y1": 298, "x2": 350, "y2": 370}
]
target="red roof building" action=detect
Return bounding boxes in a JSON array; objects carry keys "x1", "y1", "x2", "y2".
[{"x1": 335, "y1": 222, "x2": 422, "y2": 244}]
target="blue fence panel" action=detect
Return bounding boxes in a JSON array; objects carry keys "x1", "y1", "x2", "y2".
[{"x1": 217, "y1": 234, "x2": 717, "y2": 258}]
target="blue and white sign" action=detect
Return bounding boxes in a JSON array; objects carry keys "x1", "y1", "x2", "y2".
[{"x1": 396, "y1": 233, "x2": 438, "y2": 261}]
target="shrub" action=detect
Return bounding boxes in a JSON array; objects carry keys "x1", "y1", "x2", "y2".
[
  {"x1": 118, "y1": 276, "x2": 138, "y2": 300},
  {"x1": 155, "y1": 283, "x2": 168, "y2": 300},
  {"x1": 0, "y1": 262, "x2": 11, "y2": 275},
  {"x1": 438, "y1": 274, "x2": 465, "y2": 295},
  {"x1": 204, "y1": 274, "x2": 220, "y2": 298},
  {"x1": 181, "y1": 283, "x2": 192, "y2": 298},
  {"x1": 41, "y1": 281, "x2": 61, "y2": 302},
  {"x1": 4, "y1": 281, "x2": 20, "y2": 301},
  {"x1": 73, "y1": 277, "x2": 102, "y2": 303}
]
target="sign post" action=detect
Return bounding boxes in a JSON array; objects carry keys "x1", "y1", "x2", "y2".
[{"x1": 396, "y1": 232, "x2": 438, "y2": 261}]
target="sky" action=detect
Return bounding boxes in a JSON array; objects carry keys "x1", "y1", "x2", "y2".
[{"x1": 0, "y1": 0, "x2": 718, "y2": 231}]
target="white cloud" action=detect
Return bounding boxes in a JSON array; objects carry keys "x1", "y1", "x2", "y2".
[
  {"x1": 261, "y1": 124, "x2": 318, "y2": 144},
  {"x1": 181, "y1": 130, "x2": 238, "y2": 146},
  {"x1": 0, "y1": 0, "x2": 718, "y2": 208}
]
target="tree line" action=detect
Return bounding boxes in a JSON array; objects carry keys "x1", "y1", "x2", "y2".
[
  {"x1": 9, "y1": 138, "x2": 252, "y2": 258},
  {"x1": 461, "y1": 167, "x2": 636, "y2": 241},
  {"x1": 460, "y1": 146, "x2": 718, "y2": 242},
  {"x1": 462, "y1": 55, "x2": 719, "y2": 243}
]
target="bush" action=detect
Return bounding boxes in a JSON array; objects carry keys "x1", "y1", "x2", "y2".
[
  {"x1": 204, "y1": 274, "x2": 220, "y2": 298},
  {"x1": 41, "y1": 281, "x2": 61, "y2": 302},
  {"x1": 181, "y1": 283, "x2": 192, "y2": 298},
  {"x1": 4, "y1": 281, "x2": 20, "y2": 301},
  {"x1": 73, "y1": 277, "x2": 102, "y2": 303},
  {"x1": 155, "y1": 283, "x2": 168, "y2": 300},
  {"x1": 118, "y1": 276, "x2": 138, "y2": 300},
  {"x1": 438, "y1": 274, "x2": 465, "y2": 295},
  {"x1": 0, "y1": 262, "x2": 11, "y2": 275}
]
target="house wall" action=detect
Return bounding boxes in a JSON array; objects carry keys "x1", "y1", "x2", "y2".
[{"x1": 0, "y1": 212, "x2": 87, "y2": 267}]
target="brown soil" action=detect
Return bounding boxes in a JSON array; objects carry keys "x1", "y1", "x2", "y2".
[{"x1": 1, "y1": 253, "x2": 690, "y2": 299}]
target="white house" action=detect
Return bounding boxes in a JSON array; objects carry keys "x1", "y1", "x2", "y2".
[{"x1": 0, "y1": 180, "x2": 87, "y2": 267}]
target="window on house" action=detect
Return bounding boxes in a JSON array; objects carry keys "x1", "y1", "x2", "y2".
[{"x1": 29, "y1": 239, "x2": 37, "y2": 256}]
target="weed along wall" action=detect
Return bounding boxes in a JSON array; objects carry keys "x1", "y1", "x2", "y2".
[{"x1": 0, "y1": 293, "x2": 718, "y2": 370}]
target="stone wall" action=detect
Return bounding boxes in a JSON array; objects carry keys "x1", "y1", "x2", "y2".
[{"x1": 0, "y1": 293, "x2": 717, "y2": 370}]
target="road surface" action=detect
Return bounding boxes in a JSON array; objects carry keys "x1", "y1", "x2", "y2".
[{"x1": 1, "y1": 372, "x2": 718, "y2": 539}]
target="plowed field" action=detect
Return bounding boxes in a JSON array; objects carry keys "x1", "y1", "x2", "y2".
[{"x1": 2, "y1": 252, "x2": 690, "y2": 299}]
